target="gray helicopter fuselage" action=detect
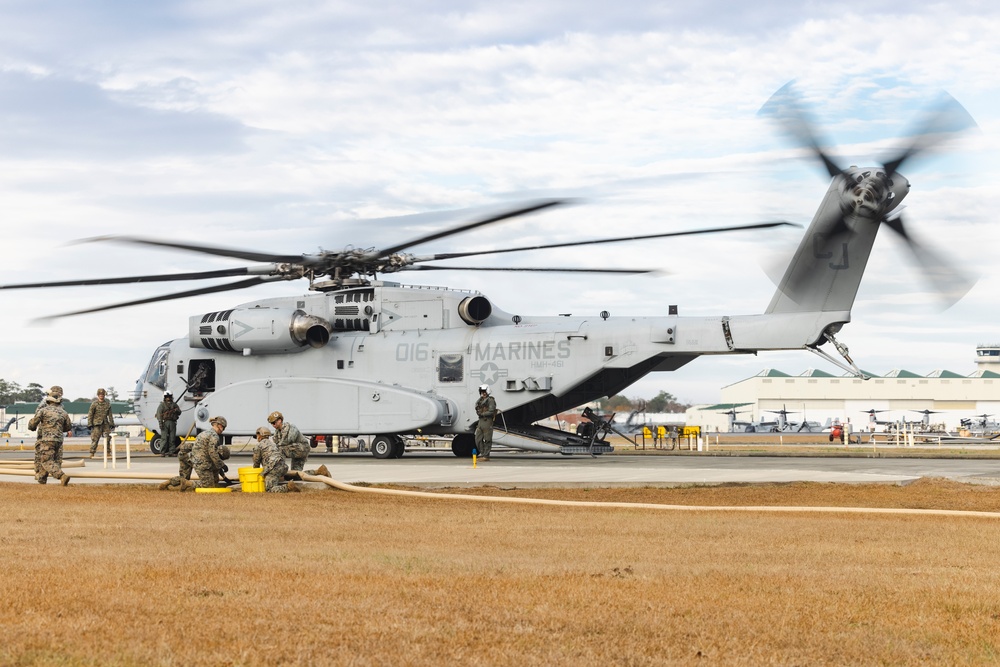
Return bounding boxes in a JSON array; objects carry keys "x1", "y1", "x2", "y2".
[
  {"x1": 131, "y1": 162, "x2": 913, "y2": 445},
  {"x1": 132, "y1": 279, "x2": 851, "y2": 439}
]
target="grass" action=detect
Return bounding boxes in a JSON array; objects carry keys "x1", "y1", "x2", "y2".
[{"x1": 1, "y1": 479, "x2": 999, "y2": 665}]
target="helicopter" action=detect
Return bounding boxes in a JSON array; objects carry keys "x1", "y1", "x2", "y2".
[
  {"x1": 960, "y1": 414, "x2": 1000, "y2": 437},
  {"x1": 908, "y1": 409, "x2": 946, "y2": 432},
  {"x1": 718, "y1": 406, "x2": 756, "y2": 433},
  {"x1": 859, "y1": 408, "x2": 896, "y2": 432},
  {"x1": 0, "y1": 85, "x2": 977, "y2": 458}
]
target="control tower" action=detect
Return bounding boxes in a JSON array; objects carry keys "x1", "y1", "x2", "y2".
[{"x1": 975, "y1": 344, "x2": 1000, "y2": 373}]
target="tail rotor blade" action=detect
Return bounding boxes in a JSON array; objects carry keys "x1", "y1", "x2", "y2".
[
  {"x1": 759, "y1": 81, "x2": 845, "y2": 179},
  {"x1": 884, "y1": 213, "x2": 977, "y2": 308},
  {"x1": 882, "y1": 92, "x2": 978, "y2": 178}
]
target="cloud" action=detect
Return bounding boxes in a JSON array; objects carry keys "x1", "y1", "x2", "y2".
[
  {"x1": 0, "y1": 70, "x2": 248, "y2": 158},
  {"x1": 1, "y1": 2, "x2": 999, "y2": 403}
]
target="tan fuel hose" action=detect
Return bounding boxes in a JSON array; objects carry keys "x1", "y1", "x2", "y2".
[
  {"x1": 2, "y1": 464, "x2": 999, "y2": 519},
  {"x1": 296, "y1": 472, "x2": 1000, "y2": 519},
  {"x1": 0, "y1": 459, "x2": 87, "y2": 469}
]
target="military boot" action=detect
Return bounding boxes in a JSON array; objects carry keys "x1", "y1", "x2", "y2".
[
  {"x1": 60, "y1": 475, "x2": 71, "y2": 486},
  {"x1": 180, "y1": 480, "x2": 196, "y2": 492},
  {"x1": 158, "y1": 480, "x2": 172, "y2": 490},
  {"x1": 315, "y1": 465, "x2": 330, "y2": 477},
  {"x1": 286, "y1": 481, "x2": 301, "y2": 492}
]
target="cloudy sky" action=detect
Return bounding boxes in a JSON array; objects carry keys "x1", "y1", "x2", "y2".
[{"x1": 1, "y1": 0, "x2": 998, "y2": 404}]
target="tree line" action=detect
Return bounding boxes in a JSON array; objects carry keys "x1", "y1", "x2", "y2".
[
  {"x1": 597, "y1": 391, "x2": 691, "y2": 414},
  {"x1": 0, "y1": 379, "x2": 123, "y2": 405}
]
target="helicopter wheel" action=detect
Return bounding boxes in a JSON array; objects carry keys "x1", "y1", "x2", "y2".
[
  {"x1": 149, "y1": 432, "x2": 164, "y2": 455},
  {"x1": 451, "y1": 433, "x2": 475, "y2": 458},
  {"x1": 371, "y1": 435, "x2": 395, "y2": 460}
]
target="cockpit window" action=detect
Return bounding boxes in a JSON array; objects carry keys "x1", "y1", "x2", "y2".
[{"x1": 144, "y1": 345, "x2": 170, "y2": 390}]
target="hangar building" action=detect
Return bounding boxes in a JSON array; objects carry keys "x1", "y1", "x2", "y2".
[{"x1": 687, "y1": 344, "x2": 1000, "y2": 433}]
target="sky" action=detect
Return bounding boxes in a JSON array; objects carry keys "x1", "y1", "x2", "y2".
[{"x1": 1, "y1": 0, "x2": 999, "y2": 405}]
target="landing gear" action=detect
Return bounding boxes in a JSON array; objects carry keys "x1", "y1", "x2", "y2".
[
  {"x1": 149, "y1": 432, "x2": 164, "y2": 455},
  {"x1": 372, "y1": 435, "x2": 405, "y2": 459},
  {"x1": 451, "y1": 433, "x2": 475, "y2": 457}
]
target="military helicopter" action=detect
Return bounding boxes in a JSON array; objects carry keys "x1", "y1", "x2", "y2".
[
  {"x1": 909, "y1": 409, "x2": 946, "y2": 432},
  {"x1": 0, "y1": 85, "x2": 976, "y2": 458},
  {"x1": 859, "y1": 408, "x2": 894, "y2": 431},
  {"x1": 718, "y1": 406, "x2": 755, "y2": 433},
  {"x1": 960, "y1": 414, "x2": 1000, "y2": 437}
]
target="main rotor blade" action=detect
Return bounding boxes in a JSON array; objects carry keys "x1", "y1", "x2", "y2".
[
  {"x1": 759, "y1": 81, "x2": 844, "y2": 179},
  {"x1": 884, "y1": 213, "x2": 977, "y2": 308},
  {"x1": 75, "y1": 236, "x2": 307, "y2": 264},
  {"x1": 401, "y1": 265, "x2": 655, "y2": 274},
  {"x1": 0, "y1": 265, "x2": 281, "y2": 290},
  {"x1": 34, "y1": 276, "x2": 279, "y2": 322},
  {"x1": 375, "y1": 199, "x2": 566, "y2": 258},
  {"x1": 414, "y1": 221, "x2": 800, "y2": 262},
  {"x1": 882, "y1": 92, "x2": 978, "y2": 178}
]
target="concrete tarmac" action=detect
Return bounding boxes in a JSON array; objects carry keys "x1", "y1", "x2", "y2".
[{"x1": 3, "y1": 441, "x2": 1000, "y2": 486}]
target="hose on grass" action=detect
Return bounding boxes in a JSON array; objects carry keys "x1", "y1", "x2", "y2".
[
  {"x1": 296, "y1": 472, "x2": 1000, "y2": 519},
  {"x1": 2, "y1": 464, "x2": 999, "y2": 519}
]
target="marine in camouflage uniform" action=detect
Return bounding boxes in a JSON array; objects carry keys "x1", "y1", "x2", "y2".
[
  {"x1": 161, "y1": 430, "x2": 197, "y2": 490},
  {"x1": 34, "y1": 385, "x2": 64, "y2": 473},
  {"x1": 28, "y1": 392, "x2": 73, "y2": 485},
  {"x1": 268, "y1": 411, "x2": 312, "y2": 472},
  {"x1": 87, "y1": 388, "x2": 116, "y2": 458},
  {"x1": 190, "y1": 416, "x2": 228, "y2": 489},
  {"x1": 154, "y1": 392, "x2": 181, "y2": 456},
  {"x1": 251, "y1": 426, "x2": 296, "y2": 493}
]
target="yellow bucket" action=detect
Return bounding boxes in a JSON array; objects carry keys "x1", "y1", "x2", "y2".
[
  {"x1": 238, "y1": 467, "x2": 265, "y2": 493},
  {"x1": 194, "y1": 487, "x2": 233, "y2": 493}
]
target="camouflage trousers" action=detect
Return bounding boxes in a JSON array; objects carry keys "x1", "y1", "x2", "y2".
[
  {"x1": 166, "y1": 450, "x2": 194, "y2": 487},
  {"x1": 193, "y1": 460, "x2": 219, "y2": 488},
  {"x1": 89, "y1": 423, "x2": 113, "y2": 456},
  {"x1": 34, "y1": 441, "x2": 64, "y2": 478},
  {"x1": 281, "y1": 443, "x2": 311, "y2": 471},
  {"x1": 35, "y1": 441, "x2": 67, "y2": 484},
  {"x1": 264, "y1": 460, "x2": 291, "y2": 493}
]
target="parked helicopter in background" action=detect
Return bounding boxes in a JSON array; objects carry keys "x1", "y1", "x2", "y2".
[
  {"x1": 908, "y1": 409, "x2": 946, "y2": 433},
  {"x1": 719, "y1": 406, "x2": 756, "y2": 432},
  {"x1": 0, "y1": 85, "x2": 977, "y2": 457},
  {"x1": 860, "y1": 408, "x2": 893, "y2": 428},
  {"x1": 765, "y1": 405, "x2": 828, "y2": 433},
  {"x1": 960, "y1": 414, "x2": 1000, "y2": 437}
]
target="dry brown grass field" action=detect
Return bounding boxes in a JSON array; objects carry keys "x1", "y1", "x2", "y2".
[{"x1": 2, "y1": 479, "x2": 1000, "y2": 666}]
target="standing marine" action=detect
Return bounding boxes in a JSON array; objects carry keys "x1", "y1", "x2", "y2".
[
  {"x1": 474, "y1": 384, "x2": 498, "y2": 461},
  {"x1": 87, "y1": 388, "x2": 116, "y2": 458},
  {"x1": 267, "y1": 411, "x2": 312, "y2": 472},
  {"x1": 251, "y1": 426, "x2": 298, "y2": 493},
  {"x1": 33, "y1": 385, "x2": 64, "y2": 472},
  {"x1": 190, "y1": 416, "x2": 229, "y2": 489},
  {"x1": 28, "y1": 390, "x2": 73, "y2": 485},
  {"x1": 155, "y1": 391, "x2": 181, "y2": 456}
]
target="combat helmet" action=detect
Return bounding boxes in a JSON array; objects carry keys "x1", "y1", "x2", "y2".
[
  {"x1": 267, "y1": 411, "x2": 283, "y2": 424},
  {"x1": 255, "y1": 426, "x2": 271, "y2": 439},
  {"x1": 209, "y1": 416, "x2": 228, "y2": 429}
]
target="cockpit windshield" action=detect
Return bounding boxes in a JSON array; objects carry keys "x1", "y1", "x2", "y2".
[{"x1": 143, "y1": 344, "x2": 170, "y2": 389}]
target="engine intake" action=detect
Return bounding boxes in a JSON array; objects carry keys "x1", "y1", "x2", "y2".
[
  {"x1": 458, "y1": 296, "x2": 492, "y2": 325},
  {"x1": 189, "y1": 308, "x2": 333, "y2": 355}
]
